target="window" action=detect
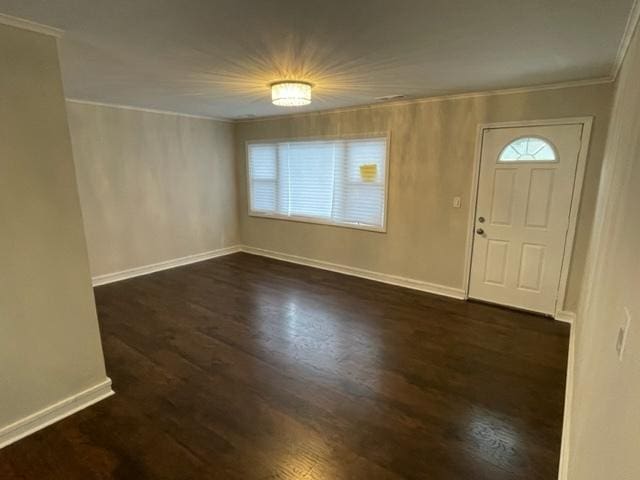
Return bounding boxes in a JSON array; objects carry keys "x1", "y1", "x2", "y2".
[
  {"x1": 247, "y1": 136, "x2": 388, "y2": 231},
  {"x1": 498, "y1": 137, "x2": 557, "y2": 162}
]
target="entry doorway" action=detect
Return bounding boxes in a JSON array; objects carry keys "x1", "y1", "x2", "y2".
[{"x1": 466, "y1": 119, "x2": 592, "y2": 317}]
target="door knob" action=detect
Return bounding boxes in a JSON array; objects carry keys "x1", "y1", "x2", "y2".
[
  {"x1": 478, "y1": 216, "x2": 485, "y2": 223},
  {"x1": 476, "y1": 228, "x2": 485, "y2": 235}
]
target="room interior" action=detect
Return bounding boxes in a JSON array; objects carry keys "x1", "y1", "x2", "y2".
[{"x1": 0, "y1": 1, "x2": 638, "y2": 479}]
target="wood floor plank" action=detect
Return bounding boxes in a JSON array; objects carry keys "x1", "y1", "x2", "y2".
[{"x1": 0, "y1": 252, "x2": 569, "y2": 479}]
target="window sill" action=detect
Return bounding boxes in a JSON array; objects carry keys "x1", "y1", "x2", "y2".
[{"x1": 248, "y1": 212, "x2": 387, "y2": 233}]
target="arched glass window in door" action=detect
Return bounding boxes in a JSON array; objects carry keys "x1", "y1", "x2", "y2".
[{"x1": 498, "y1": 137, "x2": 557, "y2": 162}]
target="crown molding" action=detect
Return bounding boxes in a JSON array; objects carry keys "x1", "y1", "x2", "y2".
[
  {"x1": 0, "y1": 13, "x2": 63, "y2": 38},
  {"x1": 234, "y1": 77, "x2": 614, "y2": 124},
  {"x1": 70, "y1": 76, "x2": 613, "y2": 126},
  {"x1": 65, "y1": 98, "x2": 234, "y2": 123},
  {"x1": 612, "y1": 0, "x2": 640, "y2": 79}
]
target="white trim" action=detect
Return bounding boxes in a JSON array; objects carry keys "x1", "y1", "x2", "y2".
[
  {"x1": 65, "y1": 98, "x2": 233, "y2": 123},
  {"x1": 244, "y1": 131, "x2": 392, "y2": 144},
  {"x1": 462, "y1": 122, "x2": 486, "y2": 300},
  {"x1": 65, "y1": 78, "x2": 613, "y2": 126},
  {"x1": 92, "y1": 245, "x2": 242, "y2": 286},
  {"x1": 245, "y1": 133, "x2": 391, "y2": 233},
  {"x1": 555, "y1": 118, "x2": 593, "y2": 317},
  {"x1": 555, "y1": 311, "x2": 576, "y2": 324},
  {"x1": 92, "y1": 242, "x2": 466, "y2": 299},
  {"x1": 0, "y1": 13, "x2": 63, "y2": 38},
  {"x1": 248, "y1": 212, "x2": 387, "y2": 233},
  {"x1": 558, "y1": 323, "x2": 575, "y2": 480},
  {"x1": 612, "y1": 0, "x2": 640, "y2": 79},
  {"x1": 235, "y1": 78, "x2": 613, "y2": 123},
  {"x1": 0, "y1": 378, "x2": 113, "y2": 449},
  {"x1": 240, "y1": 246, "x2": 466, "y2": 300},
  {"x1": 463, "y1": 117, "x2": 593, "y2": 321}
]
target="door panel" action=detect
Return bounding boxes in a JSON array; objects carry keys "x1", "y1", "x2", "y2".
[
  {"x1": 518, "y1": 243, "x2": 545, "y2": 291},
  {"x1": 469, "y1": 124, "x2": 583, "y2": 315},
  {"x1": 484, "y1": 240, "x2": 509, "y2": 285},
  {"x1": 524, "y1": 169, "x2": 554, "y2": 228},
  {"x1": 490, "y1": 169, "x2": 516, "y2": 225}
]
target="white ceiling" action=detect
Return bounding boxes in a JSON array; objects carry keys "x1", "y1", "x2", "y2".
[{"x1": 0, "y1": 0, "x2": 635, "y2": 119}]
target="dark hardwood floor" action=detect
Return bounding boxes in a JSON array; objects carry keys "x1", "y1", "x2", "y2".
[{"x1": 0, "y1": 253, "x2": 569, "y2": 479}]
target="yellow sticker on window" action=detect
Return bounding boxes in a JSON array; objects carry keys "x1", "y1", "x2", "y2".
[{"x1": 359, "y1": 164, "x2": 378, "y2": 182}]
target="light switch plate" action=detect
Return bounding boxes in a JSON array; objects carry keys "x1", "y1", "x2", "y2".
[
  {"x1": 616, "y1": 307, "x2": 632, "y2": 361},
  {"x1": 453, "y1": 196, "x2": 461, "y2": 208}
]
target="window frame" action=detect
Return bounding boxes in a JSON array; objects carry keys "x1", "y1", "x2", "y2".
[
  {"x1": 497, "y1": 135, "x2": 559, "y2": 164},
  {"x1": 245, "y1": 132, "x2": 391, "y2": 233}
]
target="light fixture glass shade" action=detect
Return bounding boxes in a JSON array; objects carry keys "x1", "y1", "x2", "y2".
[{"x1": 271, "y1": 81, "x2": 312, "y2": 106}]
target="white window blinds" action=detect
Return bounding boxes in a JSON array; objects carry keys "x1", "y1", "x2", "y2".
[{"x1": 248, "y1": 136, "x2": 388, "y2": 230}]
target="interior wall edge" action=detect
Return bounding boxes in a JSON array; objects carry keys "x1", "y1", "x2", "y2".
[
  {"x1": 558, "y1": 322, "x2": 576, "y2": 480},
  {"x1": 611, "y1": 0, "x2": 640, "y2": 78},
  {"x1": 0, "y1": 378, "x2": 113, "y2": 450},
  {"x1": 0, "y1": 13, "x2": 63, "y2": 37},
  {"x1": 0, "y1": 21, "x2": 109, "y2": 445},
  {"x1": 555, "y1": 311, "x2": 577, "y2": 324},
  {"x1": 565, "y1": 9, "x2": 640, "y2": 478}
]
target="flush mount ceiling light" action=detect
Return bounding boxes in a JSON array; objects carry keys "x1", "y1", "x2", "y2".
[{"x1": 271, "y1": 81, "x2": 312, "y2": 107}]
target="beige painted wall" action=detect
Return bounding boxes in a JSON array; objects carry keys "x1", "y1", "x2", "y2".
[
  {"x1": 0, "y1": 25, "x2": 108, "y2": 428},
  {"x1": 66, "y1": 102, "x2": 238, "y2": 278},
  {"x1": 235, "y1": 84, "x2": 613, "y2": 312},
  {"x1": 568, "y1": 20, "x2": 640, "y2": 480}
]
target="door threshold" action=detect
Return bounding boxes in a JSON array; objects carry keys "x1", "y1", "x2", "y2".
[{"x1": 467, "y1": 298, "x2": 553, "y2": 319}]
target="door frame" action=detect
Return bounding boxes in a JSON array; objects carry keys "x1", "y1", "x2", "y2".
[{"x1": 462, "y1": 117, "x2": 594, "y2": 321}]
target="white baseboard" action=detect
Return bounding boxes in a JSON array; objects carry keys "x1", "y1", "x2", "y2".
[
  {"x1": 558, "y1": 323, "x2": 575, "y2": 480},
  {"x1": 555, "y1": 311, "x2": 576, "y2": 324},
  {"x1": 240, "y1": 246, "x2": 466, "y2": 300},
  {"x1": 92, "y1": 245, "x2": 242, "y2": 286},
  {"x1": 90, "y1": 244, "x2": 570, "y2": 314},
  {"x1": 0, "y1": 378, "x2": 114, "y2": 449}
]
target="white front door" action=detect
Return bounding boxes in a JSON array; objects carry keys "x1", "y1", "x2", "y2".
[{"x1": 468, "y1": 124, "x2": 584, "y2": 315}]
